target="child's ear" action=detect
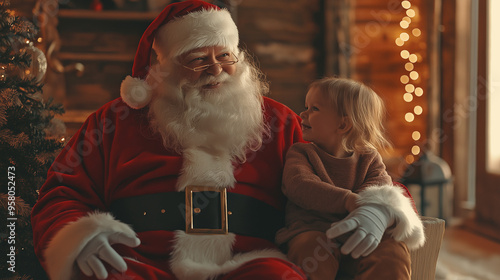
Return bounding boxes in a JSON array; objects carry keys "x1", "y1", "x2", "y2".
[{"x1": 338, "y1": 116, "x2": 352, "y2": 134}]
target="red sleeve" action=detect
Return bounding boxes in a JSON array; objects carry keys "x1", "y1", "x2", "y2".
[
  {"x1": 262, "y1": 97, "x2": 304, "y2": 156},
  {"x1": 31, "y1": 109, "x2": 109, "y2": 267},
  {"x1": 393, "y1": 181, "x2": 419, "y2": 213}
]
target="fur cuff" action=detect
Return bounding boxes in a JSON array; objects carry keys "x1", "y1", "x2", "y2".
[
  {"x1": 44, "y1": 212, "x2": 137, "y2": 280},
  {"x1": 357, "y1": 185, "x2": 426, "y2": 249},
  {"x1": 120, "y1": 75, "x2": 153, "y2": 109}
]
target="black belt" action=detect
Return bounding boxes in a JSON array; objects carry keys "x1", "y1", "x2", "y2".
[{"x1": 109, "y1": 187, "x2": 284, "y2": 242}]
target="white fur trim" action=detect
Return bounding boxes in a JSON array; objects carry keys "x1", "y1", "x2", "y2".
[
  {"x1": 44, "y1": 212, "x2": 137, "y2": 280},
  {"x1": 120, "y1": 75, "x2": 153, "y2": 109},
  {"x1": 170, "y1": 231, "x2": 286, "y2": 280},
  {"x1": 357, "y1": 185, "x2": 426, "y2": 250},
  {"x1": 177, "y1": 148, "x2": 235, "y2": 191},
  {"x1": 153, "y1": 9, "x2": 239, "y2": 61}
]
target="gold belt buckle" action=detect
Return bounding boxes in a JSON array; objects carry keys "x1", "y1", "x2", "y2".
[{"x1": 185, "y1": 185, "x2": 228, "y2": 234}]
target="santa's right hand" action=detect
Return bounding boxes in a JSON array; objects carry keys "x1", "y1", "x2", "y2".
[{"x1": 76, "y1": 232, "x2": 140, "y2": 279}]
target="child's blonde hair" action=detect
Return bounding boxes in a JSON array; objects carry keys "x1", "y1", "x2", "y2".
[{"x1": 309, "y1": 77, "x2": 392, "y2": 154}]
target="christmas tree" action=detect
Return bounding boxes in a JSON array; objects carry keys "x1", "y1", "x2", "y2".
[{"x1": 1, "y1": 2, "x2": 65, "y2": 279}]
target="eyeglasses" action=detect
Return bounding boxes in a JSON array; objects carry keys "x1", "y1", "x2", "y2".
[{"x1": 181, "y1": 53, "x2": 239, "y2": 72}]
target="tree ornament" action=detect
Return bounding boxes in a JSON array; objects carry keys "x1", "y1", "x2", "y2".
[
  {"x1": 22, "y1": 43, "x2": 47, "y2": 83},
  {"x1": 0, "y1": 44, "x2": 47, "y2": 82}
]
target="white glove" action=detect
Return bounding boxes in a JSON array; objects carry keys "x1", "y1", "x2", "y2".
[
  {"x1": 326, "y1": 204, "x2": 394, "y2": 259},
  {"x1": 76, "y1": 232, "x2": 141, "y2": 279}
]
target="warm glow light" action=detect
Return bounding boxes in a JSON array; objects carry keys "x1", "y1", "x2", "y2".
[
  {"x1": 37, "y1": 37, "x2": 43, "y2": 43},
  {"x1": 397, "y1": 1, "x2": 424, "y2": 162},
  {"x1": 405, "y1": 154, "x2": 415, "y2": 164},
  {"x1": 404, "y1": 93, "x2": 413, "y2": 102},
  {"x1": 414, "y1": 105, "x2": 423, "y2": 115},
  {"x1": 405, "y1": 84, "x2": 415, "y2": 92},
  {"x1": 405, "y1": 113, "x2": 415, "y2": 122},
  {"x1": 401, "y1": 50, "x2": 410, "y2": 59},
  {"x1": 409, "y1": 54, "x2": 418, "y2": 63},
  {"x1": 412, "y1": 131, "x2": 421, "y2": 141},
  {"x1": 415, "y1": 87, "x2": 424, "y2": 96},
  {"x1": 410, "y1": 71, "x2": 419, "y2": 80},
  {"x1": 411, "y1": 145, "x2": 421, "y2": 155},
  {"x1": 406, "y1": 9, "x2": 416, "y2": 18},
  {"x1": 400, "y1": 32, "x2": 410, "y2": 41},
  {"x1": 25, "y1": 39, "x2": 30, "y2": 44}
]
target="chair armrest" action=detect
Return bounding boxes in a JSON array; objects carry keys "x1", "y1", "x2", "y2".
[{"x1": 410, "y1": 216, "x2": 446, "y2": 280}]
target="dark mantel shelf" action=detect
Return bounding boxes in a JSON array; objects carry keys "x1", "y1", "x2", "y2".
[{"x1": 58, "y1": 9, "x2": 159, "y2": 21}]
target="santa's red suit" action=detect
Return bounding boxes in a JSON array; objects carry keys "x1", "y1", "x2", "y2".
[
  {"x1": 31, "y1": 2, "x2": 310, "y2": 279},
  {"x1": 31, "y1": 96, "x2": 305, "y2": 279}
]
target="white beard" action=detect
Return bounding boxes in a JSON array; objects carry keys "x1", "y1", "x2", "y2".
[
  {"x1": 147, "y1": 57, "x2": 285, "y2": 280},
  {"x1": 148, "y1": 58, "x2": 268, "y2": 190}
]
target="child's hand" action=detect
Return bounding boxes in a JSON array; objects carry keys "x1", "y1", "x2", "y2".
[{"x1": 344, "y1": 193, "x2": 360, "y2": 212}]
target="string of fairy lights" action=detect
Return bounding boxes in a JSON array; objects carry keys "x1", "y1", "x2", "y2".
[{"x1": 395, "y1": 0, "x2": 423, "y2": 164}]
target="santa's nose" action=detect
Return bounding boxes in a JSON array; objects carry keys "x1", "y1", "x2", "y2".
[{"x1": 205, "y1": 63, "x2": 223, "y2": 76}]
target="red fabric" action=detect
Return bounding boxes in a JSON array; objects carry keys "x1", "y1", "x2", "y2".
[
  {"x1": 80, "y1": 257, "x2": 306, "y2": 280},
  {"x1": 133, "y1": 0, "x2": 218, "y2": 79},
  {"x1": 31, "y1": 97, "x2": 303, "y2": 276},
  {"x1": 220, "y1": 258, "x2": 307, "y2": 280},
  {"x1": 393, "y1": 181, "x2": 418, "y2": 213}
]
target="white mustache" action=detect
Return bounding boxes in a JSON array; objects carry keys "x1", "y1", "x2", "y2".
[{"x1": 189, "y1": 72, "x2": 231, "y2": 89}]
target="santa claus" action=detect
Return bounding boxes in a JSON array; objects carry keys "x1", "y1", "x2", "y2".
[
  {"x1": 32, "y1": 1, "x2": 305, "y2": 279},
  {"x1": 31, "y1": 1, "x2": 424, "y2": 280}
]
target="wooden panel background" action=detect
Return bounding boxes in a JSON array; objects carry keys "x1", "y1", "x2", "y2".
[
  {"x1": 57, "y1": 17, "x2": 149, "y2": 111},
  {"x1": 237, "y1": 0, "x2": 321, "y2": 114}
]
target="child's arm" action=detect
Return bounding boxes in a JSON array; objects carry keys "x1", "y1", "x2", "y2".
[
  {"x1": 283, "y1": 144, "x2": 357, "y2": 214},
  {"x1": 357, "y1": 152, "x2": 393, "y2": 192},
  {"x1": 346, "y1": 152, "x2": 390, "y2": 212},
  {"x1": 344, "y1": 193, "x2": 360, "y2": 212}
]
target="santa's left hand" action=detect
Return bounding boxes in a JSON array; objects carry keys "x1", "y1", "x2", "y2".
[
  {"x1": 76, "y1": 232, "x2": 141, "y2": 279},
  {"x1": 326, "y1": 204, "x2": 394, "y2": 258}
]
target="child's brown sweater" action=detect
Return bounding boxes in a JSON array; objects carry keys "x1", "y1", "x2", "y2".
[{"x1": 276, "y1": 142, "x2": 392, "y2": 245}]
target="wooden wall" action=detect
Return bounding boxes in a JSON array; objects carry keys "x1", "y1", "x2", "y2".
[
  {"x1": 57, "y1": 17, "x2": 148, "y2": 110},
  {"x1": 237, "y1": 0, "x2": 322, "y2": 114}
]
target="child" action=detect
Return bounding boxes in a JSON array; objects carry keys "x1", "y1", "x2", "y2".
[{"x1": 276, "y1": 77, "x2": 414, "y2": 280}]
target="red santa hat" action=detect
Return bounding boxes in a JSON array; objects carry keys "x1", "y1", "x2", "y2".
[{"x1": 120, "y1": 0, "x2": 239, "y2": 109}]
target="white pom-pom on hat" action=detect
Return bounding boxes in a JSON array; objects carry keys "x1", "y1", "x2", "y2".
[
  {"x1": 120, "y1": 76, "x2": 153, "y2": 109},
  {"x1": 120, "y1": 0, "x2": 239, "y2": 109}
]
